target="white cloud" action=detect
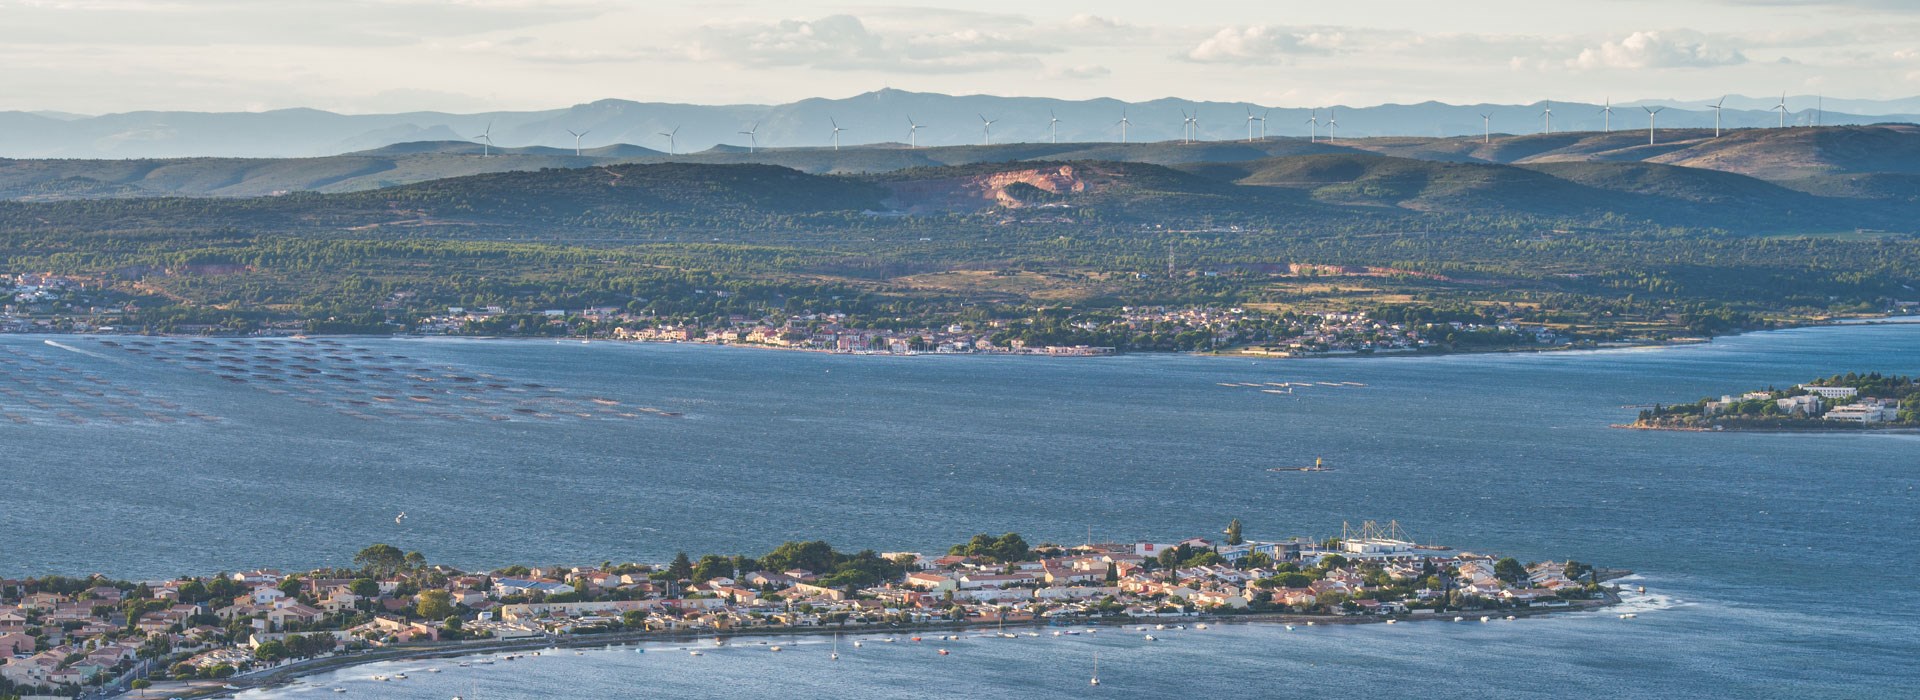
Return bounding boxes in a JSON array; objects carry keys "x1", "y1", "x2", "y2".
[
  {"x1": 1044, "y1": 64, "x2": 1112, "y2": 80},
  {"x1": 686, "y1": 14, "x2": 1053, "y2": 73},
  {"x1": 1570, "y1": 31, "x2": 1747, "y2": 69},
  {"x1": 1185, "y1": 25, "x2": 1348, "y2": 64}
]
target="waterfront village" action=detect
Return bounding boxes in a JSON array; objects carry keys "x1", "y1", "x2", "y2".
[
  {"x1": 4, "y1": 272, "x2": 1580, "y2": 358},
  {"x1": 0, "y1": 522, "x2": 1618, "y2": 698},
  {"x1": 1630, "y1": 372, "x2": 1920, "y2": 429}
]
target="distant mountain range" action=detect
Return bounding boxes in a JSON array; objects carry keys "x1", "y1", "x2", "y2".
[
  {"x1": 3, "y1": 89, "x2": 1916, "y2": 159},
  {"x1": 6, "y1": 124, "x2": 1915, "y2": 203}
]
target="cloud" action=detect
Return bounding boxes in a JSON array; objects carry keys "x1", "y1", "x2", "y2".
[
  {"x1": 686, "y1": 14, "x2": 1054, "y2": 73},
  {"x1": 1044, "y1": 64, "x2": 1111, "y2": 80},
  {"x1": 1570, "y1": 31, "x2": 1747, "y2": 69},
  {"x1": 1184, "y1": 26, "x2": 1348, "y2": 64}
]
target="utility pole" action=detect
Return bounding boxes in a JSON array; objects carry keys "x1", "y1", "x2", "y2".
[{"x1": 1167, "y1": 241, "x2": 1176, "y2": 278}]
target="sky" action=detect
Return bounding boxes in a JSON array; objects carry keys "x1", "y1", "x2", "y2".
[{"x1": 2, "y1": 0, "x2": 1917, "y2": 114}]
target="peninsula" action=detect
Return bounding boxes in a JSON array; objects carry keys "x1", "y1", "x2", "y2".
[
  {"x1": 1625, "y1": 372, "x2": 1919, "y2": 431},
  {"x1": 0, "y1": 521, "x2": 1622, "y2": 699}
]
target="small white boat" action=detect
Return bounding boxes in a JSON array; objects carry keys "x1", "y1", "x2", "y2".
[
  {"x1": 1386, "y1": 619, "x2": 1397, "y2": 624},
  {"x1": 769, "y1": 646, "x2": 783, "y2": 652},
  {"x1": 1285, "y1": 625, "x2": 1295, "y2": 631},
  {"x1": 1453, "y1": 617, "x2": 1465, "y2": 622},
  {"x1": 1091, "y1": 651, "x2": 1101, "y2": 686},
  {"x1": 853, "y1": 641, "x2": 863, "y2": 648},
  {"x1": 332, "y1": 689, "x2": 346, "y2": 694},
  {"x1": 1194, "y1": 624, "x2": 1208, "y2": 630},
  {"x1": 1506, "y1": 615, "x2": 1516, "y2": 620},
  {"x1": 1143, "y1": 634, "x2": 1157, "y2": 641},
  {"x1": 1620, "y1": 613, "x2": 1637, "y2": 619},
  {"x1": 1052, "y1": 631, "x2": 1063, "y2": 637},
  {"x1": 1480, "y1": 616, "x2": 1490, "y2": 623},
  {"x1": 690, "y1": 650, "x2": 704, "y2": 656}
]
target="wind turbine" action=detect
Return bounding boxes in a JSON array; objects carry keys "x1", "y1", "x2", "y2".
[
  {"x1": 1601, "y1": 97, "x2": 1614, "y2": 133},
  {"x1": 1643, "y1": 106, "x2": 1664, "y2": 145},
  {"x1": 1245, "y1": 108, "x2": 1266, "y2": 142},
  {"x1": 1540, "y1": 101, "x2": 1553, "y2": 134},
  {"x1": 978, "y1": 114, "x2": 997, "y2": 145},
  {"x1": 1707, "y1": 96, "x2": 1725, "y2": 138},
  {"x1": 1116, "y1": 109, "x2": 1131, "y2": 143},
  {"x1": 830, "y1": 118, "x2": 846, "y2": 150},
  {"x1": 566, "y1": 128, "x2": 590, "y2": 156},
  {"x1": 657, "y1": 126, "x2": 679, "y2": 156},
  {"x1": 1178, "y1": 109, "x2": 1192, "y2": 143},
  {"x1": 737, "y1": 123, "x2": 758, "y2": 153},
  {"x1": 1049, "y1": 110, "x2": 1062, "y2": 144},
  {"x1": 1306, "y1": 109, "x2": 1319, "y2": 143},
  {"x1": 1816, "y1": 95, "x2": 1824, "y2": 127},
  {"x1": 1773, "y1": 93, "x2": 1789, "y2": 128},
  {"x1": 1480, "y1": 113, "x2": 1492, "y2": 144},
  {"x1": 474, "y1": 121, "x2": 494, "y2": 157},
  {"x1": 1259, "y1": 109, "x2": 1270, "y2": 141},
  {"x1": 1325, "y1": 107, "x2": 1338, "y2": 144},
  {"x1": 907, "y1": 115, "x2": 923, "y2": 149}
]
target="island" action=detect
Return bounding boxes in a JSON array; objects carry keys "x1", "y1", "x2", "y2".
[
  {"x1": 0, "y1": 521, "x2": 1625, "y2": 699},
  {"x1": 1624, "y1": 372, "x2": 1920, "y2": 431}
]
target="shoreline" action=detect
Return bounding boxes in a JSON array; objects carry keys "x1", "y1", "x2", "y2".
[
  {"x1": 189, "y1": 575, "x2": 1629, "y2": 699},
  {"x1": 1612, "y1": 423, "x2": 1919, "y2": 435}
]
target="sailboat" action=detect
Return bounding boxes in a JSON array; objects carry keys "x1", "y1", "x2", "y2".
[
  {"x1": 1090, "y1": 651, "x2": 1100, "y2": 686},
  {"x1": 831, "y1": 633, "x2": 840, "y2": 661}
]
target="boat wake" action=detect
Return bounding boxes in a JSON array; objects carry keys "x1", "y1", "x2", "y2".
[{"x1": 43, "y1": 340, "x2": 110, "y2": 360}]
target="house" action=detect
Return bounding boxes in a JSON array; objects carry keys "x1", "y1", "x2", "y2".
[
  {"x1": 0, "y1": 631, "x2": 34, "y2": 656},
  {"x1": 1800, "y1": 386, "x2": 1858, "y2": 399},
  {"x1": 1824, "y1": 400, "x2": 1900, "y2": 424},
  {"x1": 491, "y1": 578, "x2": 576, "y2": 597}
]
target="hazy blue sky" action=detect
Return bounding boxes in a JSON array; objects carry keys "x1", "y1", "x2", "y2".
[{"x1": 3, "y1": 0, "x2": 1916, "y2": 114}]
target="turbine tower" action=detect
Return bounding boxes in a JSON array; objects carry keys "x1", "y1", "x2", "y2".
[
  {"x1": 1480, "y1": 113, "x2": 1492, "y2": 144},
  {"x1": 1259, "y1": 109, "x2": 1270, "y2": 141},
  {"x1": 737, "y1": 123, "x2": 758, "y2": 153},
  {"x1": 657, "y1": 126, "x2": 679, "y2": 156},
  {"x1": 1643, "y1": 106, "x2": 1664, "y2": 145},
  {"x1": 1707, "y1": 96, "x2": 1725, "y2": 138},
  {"x1": 566, "y1": 128, "x2": 590, "y2": 156},
  {"x1": 474, "y1": 121, "x2": 494, "y2": 157},
  {"x1": 978, "y1": 114, "x2": 997, "y2": 145},
  {"x1": 1245, "y1": 108, "x2": 1261, "y2": 143},
  {"x1": 1049, "y1": 110, "x2": 1062, "y2": 144},
  {"x1": 1601, "y1": 97, "x2": 1614, "y2": 133},
  {"x1": 1306, "y1": 109, "x2": 1319, "y2": 143},
  {"x1": 1116, "y1": 109, "x2": 1131, "y2": 143},
  {"x1": 829, "y1": 118, "x2": 846, "y2": 150},
  {"x1": 1325, "y1": 107, "x2": 1338, "y2": 144},
  {"x1": 1179, "y1": 109, "x2": 1194, "y2": 144},
  {"x1": 1541, "y1": 101, "x2": 1553, "y2": 134},
  {"x1": 1773, "y1": 93, "x2": 1789, "y2": 128},
  {"x1": 907, "y1": 115, "x2": 923, "y2": 149}
]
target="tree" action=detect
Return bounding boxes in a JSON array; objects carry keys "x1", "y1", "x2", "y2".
[
  {"x1": 415, "y1": 590, "x2": 455, "y2": 620},
  {"x1": 254, "y1": 640, "x2": 289, "y2": 662},
  {"x1": 1226, "y1": 518, "x2": 1244, "y2": 545},
  {"x1": 691, "y1": 555, "x2": 733, "y2": 583},
  {"x1": 1494, "y1": 557, "x2": 1527, "y2": 584},
  {"x1": 668, "y1": 552, "x2": 694, "y2": 581},
  {"x1": 349, "y1": 578, "x2": 379, "y2": 598},
  {"x1": 354, "y1": 544, "x2": 407, "y2": 578}
]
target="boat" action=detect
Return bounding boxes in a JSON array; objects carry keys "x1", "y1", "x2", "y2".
[
  {"x1": 1386, "y1": 619, "x2": 1397, "y2": 624},
  {"x1": 1091, "y1": 651, "x2": 1101, "y2": 686},
  {"x1": 1480, "y1": 616, "x2": 1490, "y2": 623},
  {"x1": 1453, "y1": 616, "x2": 1465, "y2": 622},
  {"x1": 395, "y1": 673, "x2": 408, "y2": 679},
  {"x1": 832, "y1": 633, "x2": 840, "y2": 661},
  {"x1": 854, "y1": 640, "x2": 864, "y2": 648},
  {"x1": 1143, "y1": 634, "x2": 1157, "y2": 641},
  {"x1": 1051, "y1": 631, "x2": 1063, "y2": 637},
  {"x1": 770, "y1": 646, "x2": 783, "y2": 652},
  {"x1": 938, "y1": 649, "x2": 950, "y2": 655},
  {"x1": 689, "y1": 650, "x2": 704, "y2": 656},
  {"x1": 1274, "y1": 454, "x2": 1336, "y2": 471},
  {"x1": 1285, "y1": 625, "x2": 1294, "y2": 631},
  {"x1": 1620, "y1": 613, "x2": 1637, "y2": 619},
  {"x1": 1195, "y1": 624, "x2": 1208, "y2": 630},
  {"x1": 332, "y1": 689, "x2": 346, "y2": 694},
  {"x1": 1505, "y1": 615, "x2": 1516, "y2": 620}
]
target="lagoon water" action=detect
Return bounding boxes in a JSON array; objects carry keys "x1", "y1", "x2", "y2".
[{"x1": 4, "y1": 325, "x2": 1918, "y2": 698}]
